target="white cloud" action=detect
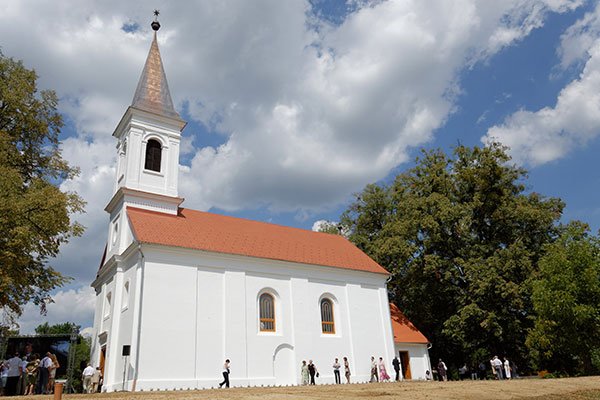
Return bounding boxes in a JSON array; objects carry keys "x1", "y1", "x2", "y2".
[
  {"x1": 0, "y1": 0, "x2": 583, "y2": 327},
  {"x1": 16, "y1": 287, "x2": 96, "y2": 335},
  {"x1": 483, "y1": 2, "x2": 600, "y2": 165}
]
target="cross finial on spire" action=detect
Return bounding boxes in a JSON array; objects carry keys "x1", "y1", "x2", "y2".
[{"x1": 151, "y1": 10, "x2": 161, "y2": 31}]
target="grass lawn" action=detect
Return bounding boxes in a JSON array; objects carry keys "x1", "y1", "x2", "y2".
[{"x1": 20, "y1": 375, "x2": 600, "y2": 399}]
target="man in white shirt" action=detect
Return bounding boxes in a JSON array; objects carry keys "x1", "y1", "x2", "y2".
[
  {"x1": 491, "y1": 356, "x2": 503, "y2": 380},
  {"x1": 5, "y1": 353, "x2": 22, "y2": 396},
  {"x1": 36, "y1": 352, "x2": 52, "y2": 394},
  {"x1": 82, "y1": 364, "x2": 95, "y2": 393}
]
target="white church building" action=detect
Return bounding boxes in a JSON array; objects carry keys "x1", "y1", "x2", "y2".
[{"x1": 90, "y1": 16, "x2": 431, "y2": 392}]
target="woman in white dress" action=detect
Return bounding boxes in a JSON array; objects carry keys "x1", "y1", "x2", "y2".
[{"x1": 503, "y1": 357, "x2": 511, "y2": 379}]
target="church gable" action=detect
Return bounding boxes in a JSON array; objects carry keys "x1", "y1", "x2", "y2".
[{"x1": 126, "y1": 206, "x2": 389, "y2": 275}]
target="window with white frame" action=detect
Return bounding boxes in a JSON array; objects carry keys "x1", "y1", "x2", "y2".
[
  {"x1": 320, "y1": 298, "x2": 335, "y2": 334},
  {"x1": 259, "y1": 293, "x2": 276, "y2": 332}
]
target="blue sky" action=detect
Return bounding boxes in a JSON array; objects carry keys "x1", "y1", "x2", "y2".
[{"x1": 1, "y1": 0, "x2": 600, "y2": 332}]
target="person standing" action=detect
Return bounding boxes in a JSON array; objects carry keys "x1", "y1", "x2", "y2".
[
  {"x1": 0, "y1": 360, "x2": 8, "y2": 396},
  {"x1": 491, "y1": 356, "x2": 503, "y2": 380},
  {"x1": 25, "y1": 355, "x2": 39, "y2": 396},
  {"x1": 459, "y1": 364, "x2": 468, "y2": 380},
  {"x1": 218, "y1": 359, "x2": 230, "y2": 388},
  {"x1": 392, "y1": 356, "x2": 401, "y2": 381},
  {"x1": 307, "y1": 360, "x2": 317, "y2": 385},
  {"x1": 47, "y1": 353, "x2": 60, "y2": 393},
  {"x1": 5, "y1": 352, "x2": 22, "y2": 396},
  {"x1": 343, "y1": 357, "x2": 351, "y2": 384},
  {"x1": 301, "y1": 361, "x2": 309, "y2": 385},
  {"x1": 18, "y1": 356, "x2": 28, "y2": 395},
  {"x1": 437, "y1": 359, "x2": 448, "y2": 382},
  {"x1": 369, "y1": 356, "x2": 378, "y2": 382},
  {"x1": 478, "y1": 361, "x2": 487, "y2": 380},
  {"x1": 36, "y1": 352, "x2": 52, "y2": 394},
  {"x1": 82, "y1": 363, "x2": 95, "y2": 393},
  {"x1": 333, "y1": 358, "x2": 341, "y2": 384},
  {"x1": 503, "y1": 357, "x2": 511, "y2": 380}
]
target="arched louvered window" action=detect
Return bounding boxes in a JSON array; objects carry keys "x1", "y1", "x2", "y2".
[
  {"x1": 144, "y1": 139, "x2": 162, "y2": 172},
  {"x1": 259, "y1": 293, "x2": 275, "y2": 332},
  {"x1": 321, "y1": 298, "x2": 335, "y2": 334}
]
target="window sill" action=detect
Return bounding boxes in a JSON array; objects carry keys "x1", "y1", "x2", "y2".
[
  {"x1": 258, "y1": 331, "x2": 281, "y2": 336},
  {"x1": 143, "y1": 169, "x2": 164, "y2": 177}
]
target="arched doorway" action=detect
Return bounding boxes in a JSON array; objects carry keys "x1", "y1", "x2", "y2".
[{"x1": 273, "y1": 344, "x2": 295, "y2": 385}]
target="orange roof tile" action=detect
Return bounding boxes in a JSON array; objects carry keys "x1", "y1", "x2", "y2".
[
  {"x1": 390, "y1": 303, "x2": 429, "y2": 344},
  {"x1": 127, "y1": 207, "x2": 389, "y2": 275}
]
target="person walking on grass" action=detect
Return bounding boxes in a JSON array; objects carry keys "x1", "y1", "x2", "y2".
[
  {"x1": 437, "y1": 359, "x2": 448, "y2": 381},
  {"x1": 392, "y1": 356, "x2": 400, "y2": 381},
  {"x1": 219, "y1": 359, "x2": 230, "y2": 388},
  {"x1": 503, "y1": 357, "x2": 511, "y2": 380},
  {"x1": 370, "y1": 356, "x2": 378, "y2": 382},
  {"x1": 82, "y1": 363, "x2": 95, "y2": 393},
  {"x1": 301, "y1": 360, "x2": 310, "y2": 385},
  {"x1": 308, "y1": 360, "x2": 318, "y2": 385}
]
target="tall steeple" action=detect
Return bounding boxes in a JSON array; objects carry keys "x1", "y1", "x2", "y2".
[
  {"x1": 131, "y1": 10, "x2": 180, "y2": 120},
  {"x1": 105, "y1": 10, "x2": 186, "y2": 261}
]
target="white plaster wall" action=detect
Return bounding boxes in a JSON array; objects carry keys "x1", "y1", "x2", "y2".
[
  {"x1": 95, "y1": 245, "x2": 397, "y2": 392},
  {"x1": 394, "y1": 343, "x2": 432, "y2": 380}
]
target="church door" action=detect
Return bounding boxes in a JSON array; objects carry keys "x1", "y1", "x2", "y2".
[{"x1": 273, "y1": 345, "x2": 295, "y2": 385}]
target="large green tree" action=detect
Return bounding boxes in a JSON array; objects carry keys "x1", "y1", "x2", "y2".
[
  {"x1": 527, "y1": 222, "x2": 600, "y2": 375},
  {"x1": 339, "y1": 144, "x2": 564, "y2": 370},
  {"x1": 0, "y1": 51, "x2": 84, "y2": 322}
]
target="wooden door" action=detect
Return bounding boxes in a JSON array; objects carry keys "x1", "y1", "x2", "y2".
[{"x1": 399, "y1": 351, "x2": 411, "y2": 380}]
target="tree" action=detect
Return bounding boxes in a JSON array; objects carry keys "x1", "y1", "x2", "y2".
[
  {"x1": 527, "y1": 222, "x2": 600, "y2": 375},
  {"x1": 340, "y1": 144, "x2": 564, "y2": 370},
  {"x1": 34, "y1": 321, "x2": 78, "y2": 335},
  {"x1": 0, "y1": 51, "x2": 84, "y2": 322}
]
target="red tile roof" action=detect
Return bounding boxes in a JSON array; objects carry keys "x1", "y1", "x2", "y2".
[
  {"x1": 390, "y1": 303, "x2": 429, "y2": 344},
  {"x1": 127, "y1": 207, "x2": 389, "y2": 275}
]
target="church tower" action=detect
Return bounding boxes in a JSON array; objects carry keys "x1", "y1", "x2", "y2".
[{"x1": 104, "y1": 13, "x2": 186, "y2": 259}]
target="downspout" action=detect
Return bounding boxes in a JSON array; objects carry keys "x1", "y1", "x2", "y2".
[{"x1": 131, "y1": 243, "x2": 145, "y2": 391}]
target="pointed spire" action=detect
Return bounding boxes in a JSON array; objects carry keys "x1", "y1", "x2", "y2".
[{"x1": 131, "y1": 11, "x2": 180, "y2": 120}]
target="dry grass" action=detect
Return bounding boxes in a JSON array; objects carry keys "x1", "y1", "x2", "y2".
[{"x1": 19, "y1": 376, "x2": 600, "y2": 400}]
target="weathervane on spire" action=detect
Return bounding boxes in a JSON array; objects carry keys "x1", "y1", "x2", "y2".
[{"x1": 151, "y1": 9, "x2": 161, "y2": 31}]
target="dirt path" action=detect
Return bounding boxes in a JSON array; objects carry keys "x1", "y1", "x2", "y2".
[{"x1": 21, "y1": 376, "x2": 600, "y2": 400}]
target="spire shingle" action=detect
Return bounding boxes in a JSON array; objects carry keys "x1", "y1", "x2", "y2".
[{"x1": 131, "y1": 32, "x2": 180, "y2": 119}]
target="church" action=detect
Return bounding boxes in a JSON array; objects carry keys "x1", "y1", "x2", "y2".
[{"x1": 90, "y1": 16, "x2": 431, "y2": 392}]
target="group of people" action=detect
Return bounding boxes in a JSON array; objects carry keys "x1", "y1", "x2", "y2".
[
  {"x1": 218, "y1": 356, "x2": 403, "y2": 388},
  {"x1": 489, "y1": 356, "x2": 514, "y2": 380},
  {"x1": 81, "y1": 364, "x2": 103, "y2": 393},
  {"x1": 434, "y1": 356, "x2": 517, "y2": 381},
  {"x1": 0, "y1": 351, "x2": 60, "y2": 396},
  {"x1": 299, "y1": 356, "x2": 401, "y2": 386}
]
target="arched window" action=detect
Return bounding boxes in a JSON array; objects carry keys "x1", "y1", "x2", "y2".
[
  {"x1": 144, "y1": 139, "x2": 162, "y2": 172},
  {"x1": 259, "y1": 293, "x2": 275, "y2": 332},
  {"x1": 321, "y1": 298, "x2": 335, "y2": 334}
]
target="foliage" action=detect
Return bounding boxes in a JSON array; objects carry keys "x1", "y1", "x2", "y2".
[
  {"x1": 0, "y1": 51, "x2": 84, "y2": 322},
  {"x1": 316, "y1": 221, "x2": 344, "y2": 235},
  {"x1": 527, "y1": 222, "x2": 600, "y2": 375},
  {"x1": 34, "y1": 321, "x2": 78, "y2": 335},
  {"x1": 339, "y1": 143, "x2": 564, "y2": 370}
]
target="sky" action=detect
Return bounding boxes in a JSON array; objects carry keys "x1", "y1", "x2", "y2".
[{"x1": 1, "y1": 0, "x2": 600, "y2": 333}]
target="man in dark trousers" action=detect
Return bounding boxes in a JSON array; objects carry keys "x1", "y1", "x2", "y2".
[{"x1": 392, "y1": 356, "x2": 401, "y2": 381}]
